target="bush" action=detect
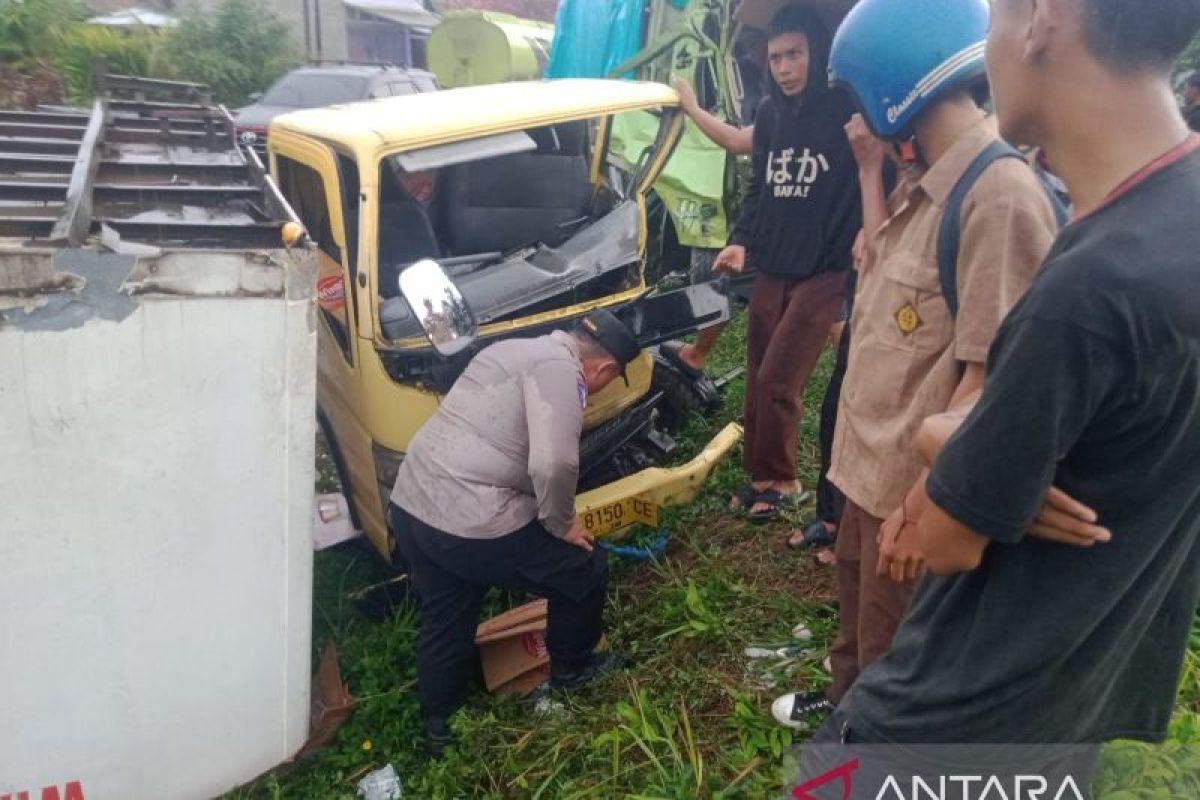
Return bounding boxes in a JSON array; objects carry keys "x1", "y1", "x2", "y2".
[
  {"x1": 55, "y1": 26, "x2": 163, "y2": 102},
  {"x1": 0, "y1": 0, "x2": 87, "y2": 66},
  {"x1": 163, "y1": 0, "x2": 301, "y2": 107}
]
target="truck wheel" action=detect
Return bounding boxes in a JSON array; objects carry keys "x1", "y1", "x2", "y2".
[{"x1": 652, "y1": 352, "x2": 722, "y2": 430}]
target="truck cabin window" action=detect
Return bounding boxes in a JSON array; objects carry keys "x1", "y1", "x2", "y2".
[{"x1": 376, "y1": 120, "x2": 611, "y2": 299}]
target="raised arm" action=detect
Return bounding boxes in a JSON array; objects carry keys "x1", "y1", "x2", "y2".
[
  {"x1": 672, "y1": 77, "x2": 754, "y2": 155},
  {"x1": 844, "y1": 114, "x2": 889, "y2": 273}
]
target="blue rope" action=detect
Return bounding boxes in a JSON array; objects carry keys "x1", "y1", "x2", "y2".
[{"x1": 598, "y1": 532, "x2": 669, "y2": 561}]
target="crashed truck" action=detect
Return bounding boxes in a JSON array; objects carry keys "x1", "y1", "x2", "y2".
[
  {"x1": 267, "y1": 78, "x2": 743, "y2": 561},
  {"x1": 0, "y1": 75, "x2": 318, "y2": 798},
  {"x1": 547, "y1": 0, "x2": 858, "y2": 274}
]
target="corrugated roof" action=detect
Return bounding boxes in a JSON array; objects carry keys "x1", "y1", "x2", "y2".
[
  {"x1": 89, "y1": 8, "x2": 178, "y2": 27},
  {"x1": 344, "y1": 0, "x2": 440, "y2": 27}
]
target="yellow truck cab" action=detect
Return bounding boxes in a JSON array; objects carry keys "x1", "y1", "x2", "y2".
[{"x1": 269, "y1": 79, "x2": 740, "y2": 559}]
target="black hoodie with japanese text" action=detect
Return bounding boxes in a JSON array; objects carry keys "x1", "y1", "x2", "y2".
[{"x1": 729, "y1": 45, "x2": 861, "y2": 280}]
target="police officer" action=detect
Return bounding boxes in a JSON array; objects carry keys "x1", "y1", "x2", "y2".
[{"x1": 388, "y1": 309, "x2": 640, "y2": 757}]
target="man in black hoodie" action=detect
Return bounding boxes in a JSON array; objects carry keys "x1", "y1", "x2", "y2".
[{"x1": 713, "y1": 5, "x2": 862, "y2": 521}]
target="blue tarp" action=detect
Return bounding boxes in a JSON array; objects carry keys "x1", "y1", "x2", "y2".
[{"x1": 545, "y1": 0, "x2": 647, "y2": 79}]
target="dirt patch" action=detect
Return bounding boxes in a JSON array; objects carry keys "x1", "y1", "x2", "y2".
[
  {"x1": 693, "y1": 514, "x2": 839, "y2": 603},
  {"x1": 0, "y1": 64, "x2": 66, "y2": 110}
]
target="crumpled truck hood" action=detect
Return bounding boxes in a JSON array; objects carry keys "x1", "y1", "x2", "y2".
[{"x1": 379, "y1": 200, "x2": 639, "y2": 341}]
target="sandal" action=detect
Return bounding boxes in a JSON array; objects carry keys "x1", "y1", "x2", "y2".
[
  {"x1": 747, "y1": 489, "x2": 810, "y2": 522},
  {"x1": 729, "y1": 485, "x2": 758, "y2": 511},
  {"x1": 787, "y1": 519, "x2": 836, "y2": 550},
  {"x1": 771, "y1": 690, "x2": 835, "y2": 729},
  {"x1": 658, "y1": 341, "x2": 704, "y2": 379}
]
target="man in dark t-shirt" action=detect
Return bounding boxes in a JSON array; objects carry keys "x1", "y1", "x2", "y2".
[{"x1": 820, "y1": 0, "x2": 1200, "y2": 746}]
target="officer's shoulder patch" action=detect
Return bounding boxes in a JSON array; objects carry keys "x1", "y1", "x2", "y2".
[{"x1": 577, "y1": 378, "x2": 588, "y2": 410}]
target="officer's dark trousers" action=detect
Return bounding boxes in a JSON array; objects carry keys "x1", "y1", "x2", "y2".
[{"x1": 389, "y1": 505, "x2": 608, "y2": 724}]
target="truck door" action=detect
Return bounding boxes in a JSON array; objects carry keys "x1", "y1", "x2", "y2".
[{"x1": 274, "y1": 148, "x2": 375, "y2": 531}]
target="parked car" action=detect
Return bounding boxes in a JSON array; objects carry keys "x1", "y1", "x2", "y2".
[
  {"x1": 234, "y1": 64, "x2": 437, "y2": 150},
  {"x1": 268, "y1": 79, "x2": 742, "y2": 561}
]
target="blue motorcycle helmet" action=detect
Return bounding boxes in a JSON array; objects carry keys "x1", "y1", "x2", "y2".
[{"x1": 828, "y1": 0, "x2": 991, "y2": 141}]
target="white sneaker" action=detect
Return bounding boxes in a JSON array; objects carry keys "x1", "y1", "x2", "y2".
[{"x1": 771, "y1": 691, "x2": 834, "y2": 728}]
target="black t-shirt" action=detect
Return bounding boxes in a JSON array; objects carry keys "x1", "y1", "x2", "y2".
[
  {"x1": 729, "y1": 91, "x2": 861, "y2": 280},
  {"x1": 842, "y1": 143, "x2": 1200, "y2": 744}
]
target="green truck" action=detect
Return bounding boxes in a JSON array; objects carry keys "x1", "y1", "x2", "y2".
[{"x1": 427, "y1": 1, "x2": 855, "y2": 272}]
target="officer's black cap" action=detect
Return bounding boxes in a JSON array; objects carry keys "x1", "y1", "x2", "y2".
[{"x1": 579, "y1": 309, "x2": 640, "y2": 384}]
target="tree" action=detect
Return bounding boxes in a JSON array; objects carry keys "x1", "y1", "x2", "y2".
[
  {"x1": 164, "y1": 0, "x2": 301, "y2": 107},
  {"x1": 0, "y1": 0, "x2": 88, "y2": 66}
]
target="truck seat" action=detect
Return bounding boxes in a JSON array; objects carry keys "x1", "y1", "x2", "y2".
[{"x1": 441, "y1": 124, "x2": 592, "y2": 255}]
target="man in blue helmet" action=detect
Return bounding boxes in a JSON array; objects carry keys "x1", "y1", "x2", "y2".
[
  {"x1": 803, "y1": 0, "x2": 1200, "y2": 753},
  {"x1": 771, "y1": 0, "x2": 1061, "y2": 728}
]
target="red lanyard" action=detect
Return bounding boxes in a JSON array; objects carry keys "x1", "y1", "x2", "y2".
[{"x1": 1074, "y1": 135, "x2": 1200, "y2": 222}]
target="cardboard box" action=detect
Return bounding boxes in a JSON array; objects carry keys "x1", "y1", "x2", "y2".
[{"x1": 474, "y1": 600, "x2": 550, "y2": 696}]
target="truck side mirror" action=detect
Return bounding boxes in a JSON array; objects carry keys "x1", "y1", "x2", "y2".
[{"x1": 397, "y1": 259, "x2": 478, "y2": 356}]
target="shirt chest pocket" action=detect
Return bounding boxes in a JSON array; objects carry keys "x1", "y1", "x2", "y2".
[{"x1": 875, "y1": 251, "x2": 954, "y2": 355}]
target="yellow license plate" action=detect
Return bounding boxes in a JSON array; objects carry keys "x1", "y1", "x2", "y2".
[{"x1": 581, "y1": 496, "x2": 659, "y2": 536}]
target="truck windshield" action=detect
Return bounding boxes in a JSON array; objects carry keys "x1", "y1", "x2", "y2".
[
  {"x1": 374, "y1": 108, "x2": 675, "y2": 284},
  {"x1": 375, "y1": 119, "x2": 599, "y2": 286},
  {"x1": 373, "y1": 107, "x2": 678, "y2": 341}
]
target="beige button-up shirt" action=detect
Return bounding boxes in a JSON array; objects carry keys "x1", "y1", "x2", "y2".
[{"x1": 828, "y1": 117, "x2": 1059, "y2": 520}]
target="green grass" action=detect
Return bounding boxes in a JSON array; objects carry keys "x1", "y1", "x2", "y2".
[{"x1": 227, "y1": 312, "x2": 1200, "y2": 799}]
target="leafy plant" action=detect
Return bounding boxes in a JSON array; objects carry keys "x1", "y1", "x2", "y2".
[
  {"x1": 0, "y1": 0, "x2": 86, "y2": 66},
  {"x1": 728, "y1": 692, "x2": 794, "y2": 761},
  {"x1": 1092, "y1": 720, "x2": 1200, "y2": 800},
  {"x1": 162, "y1": 0, "x2": 301, "y2": 107},
  {"x1": 55, "y1": 25, "x2": 162, "y2": 101},
  {"x1": 657, "y1": 576, "x2": 726, "y2": 641}
]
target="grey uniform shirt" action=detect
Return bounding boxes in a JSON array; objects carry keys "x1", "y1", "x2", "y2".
[{"x1": 390, "y1": 330, "x2": 585, "y2": 539}]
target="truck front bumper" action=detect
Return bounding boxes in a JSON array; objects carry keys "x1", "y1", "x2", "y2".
[{"x1": 575, "y1": 422, "x2": 742, "y2": 538}]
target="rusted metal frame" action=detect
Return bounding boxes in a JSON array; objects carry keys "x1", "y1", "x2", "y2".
[
  {"x1": 0, "y1": 182, "x2": 68, "y2": 201},
  {"x1": 220, "y1": 104, "x2": 307, "y2": 237},
  {"x1": 0, "y1": 155, "x2": 77, "y2": 175},
  {"x1": 107, "y1": 126, "x2": 231, "y2": 147},
  {"x1": 0, "y1": 137, "x2": 82, "y2": 155},
  {"x1": 96, "y1": 183, "x2": 260, "y2": 205},
  {"x1": 102, "y1": 220, "x2": 284, "y2": 247},
  {"x1": 239, "y1": 136, "x2": 305, "y2": 230},
  {"x1": 103, "y1": 73, "x2": 214, "y2": 107},
  {"x1": 0, "y1": 122, "x2": 88, "y2": 139},
  {"x1": 0, "y1": 111, "x2": 90, "y2": 126},
  {"x1": 0, "y1": 217, "x2": 57, "y2": 239},
  {"x1": 97, "y1": 161, "x2": 250, "y2": 184},
  {"x1": 0, "y1": 157, "x2": 252, "y2": 183},
  {"x1": 48, "y1": 97, "x2": 108, "y2": 246},
  {"x1": 1, "y1": 181, "x2": 260, "y2": 205},
  {"x1": 107, "y1": 115, "x2": 214, "y2": 133},
  {"x1": 108, "y1": 99, "x2": 210, "y2": 116}
]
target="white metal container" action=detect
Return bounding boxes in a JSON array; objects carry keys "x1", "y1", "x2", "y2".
[{"x1": 0, "y1": 245, "x2": 318, "y2": 800}]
